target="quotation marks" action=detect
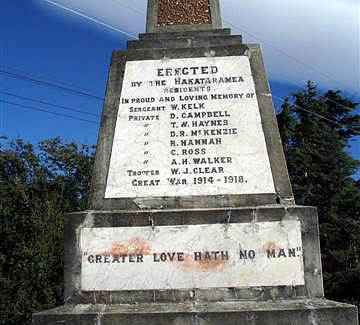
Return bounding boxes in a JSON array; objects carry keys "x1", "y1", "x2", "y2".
[{"x1": 143, "y1": 124, "x2": 150, "y2": 163}]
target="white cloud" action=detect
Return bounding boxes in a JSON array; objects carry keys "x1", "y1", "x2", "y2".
[
  {"x1": 222, "y1": 0, "x2": 359, "y2": 94},
  {"x1": 39, "y1": 0, "x2": 359, "y2": 95}
]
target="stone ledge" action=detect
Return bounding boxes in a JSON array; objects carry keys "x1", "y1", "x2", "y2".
[
  {"x1": 32, "y1": 299, "x2": 358, "y2": 325},
  {"x1": 127, "y1": 35, "x2": 242, "y2": 50},
  {"x1": 139, "y1": 28, "x2": 231, "y2": 40},
  {"x1": 70, "y1": 204, "x2": 314, "y2": 215}
]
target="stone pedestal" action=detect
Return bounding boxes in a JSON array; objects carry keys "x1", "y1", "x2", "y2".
[{"x1": 33, "y1": 206, "x2": 358, "y2": 324}]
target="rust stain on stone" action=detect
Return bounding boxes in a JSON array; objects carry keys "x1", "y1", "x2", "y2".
[
  {"x1": 177, "y1": 253, "x2": 228, "y2": 272},
  {"x1": 262, "y1": 241, "x2": 280, "y2": 253},
  {"x1": 158, "y1": 0, "x2": 211, "y2": 26},
  {"x1": 101, "y1": 237, "x2": 152, "y2": 256}
]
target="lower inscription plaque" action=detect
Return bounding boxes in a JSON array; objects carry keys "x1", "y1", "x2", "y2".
[
  {"x1": 105, "y1": 56, "x2": 275, "y2": 198},
  {"x1": 81, "y1": 221, "x2": 304, "y2": 291}
]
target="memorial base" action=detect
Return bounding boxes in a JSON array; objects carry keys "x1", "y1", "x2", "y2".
[
  {"x1": 32, "y1": 206, "x2": 359, "y2": 324},
  {"x1": 32, "y1": 299, "x2": 358, "y2": 325}
]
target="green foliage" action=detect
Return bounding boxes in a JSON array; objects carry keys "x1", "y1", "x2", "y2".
[
  {"x1": 0, "y1": 138, "x2": 95, "y2": 325},
  {"x1": 277, "y1": 82, "x2": 360, "y2": 308}
]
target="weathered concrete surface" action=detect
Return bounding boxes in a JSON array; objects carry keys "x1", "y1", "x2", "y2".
[
  {"x1": 32, "y1": 299, "x2": 358, "y2": 325},
  {"x1": 139, "y1": 28, "x2": 231, "y2": 40},
  {"x1": 63, "y1": 206, "x2": 322, "y2": 305},
  {"x1": 127, "y1": 34, "x2": 242, "y2": 49}
]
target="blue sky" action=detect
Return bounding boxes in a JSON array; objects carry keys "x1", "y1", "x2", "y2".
[{"x1": 1, "y1": 0, "x2": 359, "y2": 177}]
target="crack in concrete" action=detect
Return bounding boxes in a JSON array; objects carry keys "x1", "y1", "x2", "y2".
[{"x1": 95, "y1": 305, "x2": 106, "y2": 325}]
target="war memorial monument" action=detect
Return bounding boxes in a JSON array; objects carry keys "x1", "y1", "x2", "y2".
[{"x1": 33, "y1": 0, "x2": 358, "y2": 324}]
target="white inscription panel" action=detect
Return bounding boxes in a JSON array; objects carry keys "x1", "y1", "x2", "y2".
[
  {"x1": 105, "y1": 56, "x2": 275, "y2": 198},
  {"x1": 81, "y1": 221, "x2": 304, "y2": 291}
]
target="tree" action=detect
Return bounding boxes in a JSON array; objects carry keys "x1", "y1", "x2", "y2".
[
  {"x1": 0, "y1": 138, "x2": 95, "y2": 325},
  {"x1": 277, "y1": 81, "x2": 360, "y2": 308}
]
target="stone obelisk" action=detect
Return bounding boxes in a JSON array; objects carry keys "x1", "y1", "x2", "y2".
[{"x1": 33, "y1": 0, "x2": 358, "y2": 324}]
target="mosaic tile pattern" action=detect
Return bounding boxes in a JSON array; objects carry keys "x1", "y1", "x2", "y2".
[{"x1": 158, "y1": 0, "x2": 211, "y2": 26}]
